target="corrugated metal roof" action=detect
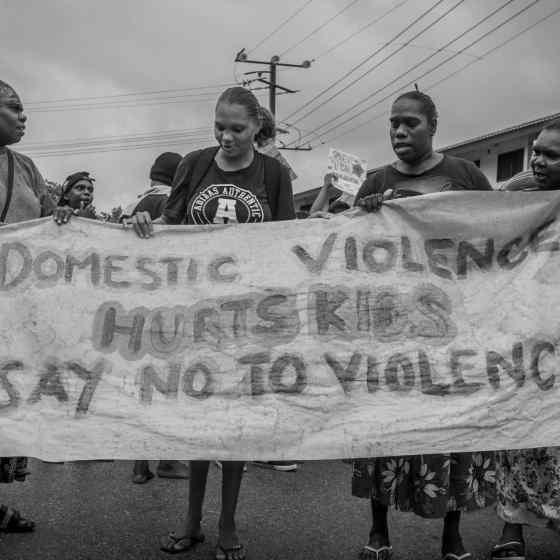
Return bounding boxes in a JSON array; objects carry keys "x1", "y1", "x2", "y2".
[{"x1": 440, "y1": 111, "x2": 560, "y2": 152}]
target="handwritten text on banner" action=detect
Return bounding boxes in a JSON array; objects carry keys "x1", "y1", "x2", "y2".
[{"x1": 1, "y1": 191, "x2": 560, "y2": 460}]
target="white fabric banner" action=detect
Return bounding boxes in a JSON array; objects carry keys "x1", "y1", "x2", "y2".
[{"x1": 1, "y1": 191, "x2": 560, "y2": 460}]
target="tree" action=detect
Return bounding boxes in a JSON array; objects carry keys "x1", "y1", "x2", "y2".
[{"x1": 45, "y1": 180, "x2": 63, "y2": 205}]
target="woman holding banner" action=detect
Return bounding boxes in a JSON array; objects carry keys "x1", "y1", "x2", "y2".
[
  {"x1": 352, "y1": 90, "x2": 494, "y2": 560},
  {"x1": 0, "y1": 79, "x2": 57, "y2": 533},
  {"x1": 130, "y1": 86, "x2": 295, "y2": 560},
  {"x1": 491, "y1": 119, "x2": 560, "y2": 560}
]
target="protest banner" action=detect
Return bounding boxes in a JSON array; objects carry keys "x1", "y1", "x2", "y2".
[
  {"x1": 327, "y1": 148, "x2": 367, "y2": 196},
  {"x1": 1, "y1": 191, "x2": 560, "y2": 461}
]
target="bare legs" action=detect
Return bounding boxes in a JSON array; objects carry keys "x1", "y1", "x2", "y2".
[
  {"x1": 364, "y1": 501, "x2": 468, "y2": 558},
  {"x1": 442, "y1": 510, "x2": 467, "y2": 557},
  {"x1": 367, "y1": 501, "x2": 390, "y2": 548},
  {"x1": 491, "y1": 522, "x2": 524, "y2": 558},
  {"x1": 182, "y1": 460, "x2": 245, "y2": 548}
]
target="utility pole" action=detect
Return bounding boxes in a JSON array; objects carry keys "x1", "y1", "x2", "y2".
[{"x1": 234, "y1": 49, "x2": 311, "y2": 117}]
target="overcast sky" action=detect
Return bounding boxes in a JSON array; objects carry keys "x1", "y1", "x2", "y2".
[{"x1": 1, "y1": 0, "x2": 559, "y2": 211}]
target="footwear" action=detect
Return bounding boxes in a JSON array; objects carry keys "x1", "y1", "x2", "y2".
[
  {"x1": 215, "y1": 543, "x2": 246, "y2": 560},
  {"x1": 157, "y1": 461, "x2": 190, "y2": 479},
  {"x1": 0, "y1": 506, "x2": 35, "y2": 533},
  {"x1": 490, "y1": 540, "x2": 525, "y2": 560},
  {"x1": 442, "y1": 553, "x2": 472, "y2": 560},
  {"x1": 252, "y1": 461, "x2": 298, "y2": 471},
  {"x1": 160, "y1": 532, "x2": 205, "y2": 554},
  {"x1": 359, "y1": 544, "x2": 392, "y2": 560},
  {"x1": 132, "y1": 470, "x2": 154, "y2": 484}
]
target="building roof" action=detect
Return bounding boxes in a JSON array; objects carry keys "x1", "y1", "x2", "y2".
[{"x1": 440, "y1": 111, "x2": 560, "y2": 153}]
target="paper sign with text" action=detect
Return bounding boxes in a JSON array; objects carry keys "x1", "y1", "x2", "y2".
[{"x1": 327, "y1": 148, "x2": 367, "y2": 196}]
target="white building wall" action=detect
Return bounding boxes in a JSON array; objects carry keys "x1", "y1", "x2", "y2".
[{"x1": 444, "y1": 129, "x2": 536, "y2": 188}]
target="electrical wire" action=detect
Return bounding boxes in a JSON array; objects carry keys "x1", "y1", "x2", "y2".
[
  {"x1": 294, "y1": 0, "x2": 529, "y2": 146},
  {"x1": 25, "y1": 93, "x2": 223, "y2": 113},
  {"x1": 283, "y1": 0, "x2": 448, "y2": 122},
  {"x1": 20, "y1": 127, "x2": 210, "y2": 150},
  {"x1": 25, "y1": 83, "x2": 236, "y2": 106},
  {"x1": 288, "y1": 0, "x2": 468, "y2": 127},
  {"x1": 314, "y1": 2, "x2": 559, "y2": 149},
  {"x1": 312, "y1": 0, "x2": 412, "y2": 61},
  {"x1": 25, "y1": 135, "x2": 214, "y2": 158},
  {"x1": 247, "y1": 0, "x2": 314, "y2": 54},
  {"x1": 279, "y1": 0, "x2": 362, "y2": 57}
]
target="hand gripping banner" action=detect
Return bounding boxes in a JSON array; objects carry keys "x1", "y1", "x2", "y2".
[{"x1": 1, "y1": 191, "x2": 560, "y2": 460}]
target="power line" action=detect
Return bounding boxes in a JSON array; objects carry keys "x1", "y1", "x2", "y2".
[
  {"x1": 288, "y1": 0, "x2": 467, "y2": 127},
  {"x1": 422, "y1": 4, "x2": 560, "y2": 93},
  {"x1": 25, "y1": 83, "x2": 236, "y2": 106},
  {"x1": 23, "y1": 135, "x2": 213, "y2": 155},
  {"x1": 294, "y1": 0, "x2": 525, "y2": 146},
  {"x1": 313, "y1": 4, "x2": 560, "y2": 148},
  {"x1": 279, "y1": 0, "x2": 362, "y2": 57},
  {"x1": 25, "y1": 94, "x2": 223, "y2": 113},
  {"x1": 312, "y1": 0, "x2": 412, "y2": 61},
  {"x1": 25, "y1": 135, "x2": 213, "y2": 158},
  {"x1": 283, "y1": 0, "x2": 448, "y2": 123},
  {"x1": 248, "y1": 0, "x2": 314, "y2": 53},
  {"x1": 20, "y1": 127, "x2": 210, "y2": 150}
]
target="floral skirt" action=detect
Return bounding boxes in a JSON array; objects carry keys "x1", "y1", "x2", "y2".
[
  {"x1": 496, "y1": 447, "x2": 560, "y2": 531},
  {"x1": 0, "y1": 457, "x2": 28, "y2": 484},
  {"x1": 352, "y1": 452, "x2": 496, "y2": 518}
]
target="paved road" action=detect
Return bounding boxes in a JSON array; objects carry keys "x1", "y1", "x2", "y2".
[{"x1": 1, "y1": 459, "x2": 559, "y2": 560}]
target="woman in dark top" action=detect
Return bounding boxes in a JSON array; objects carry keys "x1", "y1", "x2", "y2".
[
  {"x1": 352, "y1": 91, "x2": 495, "y2": 560},
  {"x1": 492, "y1": 120, "x2": 560, "y2": 560},
  {"x1": 131, "y1": 86, "x2": 295, "y2": 560}
]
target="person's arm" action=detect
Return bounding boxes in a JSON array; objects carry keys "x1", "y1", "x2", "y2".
[
  {"x1": 309, "y1": 173, "x2": 339, "y2": 214},
  {"x1": 132, "y1": 152, "x2": 202, "y2": 237},
  {"x1": 28, "y1": 162, "x2": 56, "y2": 218},
  {"x1": 466, "y1": 161, "x2": 493, "y2": 191},
  {"x1": 354, "y1": 172, "x2": 393, "y2": 212},
  {"x1": 273, "y1": 164, "x2": 296, "y2": 221},
  {"x1": 161, "y1": 152, "x2": 198, "y2": 225}
]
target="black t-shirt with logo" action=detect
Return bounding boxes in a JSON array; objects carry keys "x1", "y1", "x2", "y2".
[
  {"x1": 163, "y1": 151, "x2": 294, "y2": 225},
  {"x1": 355, "y1": 154, "x2": 493, "y2": 200}
]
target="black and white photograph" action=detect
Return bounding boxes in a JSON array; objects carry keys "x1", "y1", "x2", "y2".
[{"x1": 1, "y1": 1, "x2": 560, "y2": 558}]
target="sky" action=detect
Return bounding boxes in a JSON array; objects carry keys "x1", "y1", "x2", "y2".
[{"x1": 1, "y1": 0, "x2": 559, "y2": 212}]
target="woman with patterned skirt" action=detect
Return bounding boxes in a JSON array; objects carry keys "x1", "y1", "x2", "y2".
[
  {"x1": 352, "y1": 89, "x2": 496, "y2": 560},
  {"x1": 491, "y1": 120, "x2": 560, "y2": 560}
]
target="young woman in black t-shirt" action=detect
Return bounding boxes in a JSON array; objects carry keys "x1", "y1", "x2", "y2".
[
  {"x1": 130, "y1": 87, "x2": 295, "y2": 560},
  {"x1": 351, "y1": 91, "x2": 494, "y2": 560}
]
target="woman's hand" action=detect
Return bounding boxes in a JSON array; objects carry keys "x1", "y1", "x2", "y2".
[
  {"x1": 53, "y1": 205, "x2": 74, "y2": 225},
  {"x1": 308, "y1": 211, "x2": 331, "y2": 219},
  {"x1": 323, "y1": 172, "x2": 338, "y2": 188},
  {"x1": 356, "y1": 189, "x2": 394, "y2": 212},
  {"x1": 128, "y1": 211, "x2": 154, "y2": 238}
]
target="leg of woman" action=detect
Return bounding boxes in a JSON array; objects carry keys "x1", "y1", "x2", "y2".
[
  {"x1": 185, "y1": 460, "x2": 210, "y2": 536},
  {"x1": 217, "y1": 461, "x2": 246, "y2": 560},
  {"x1": 360, "y1": 499, "x2": 391, "y2": 560},
  {"x1": 441, "y1": 510, "x2": 468, "y2": 558},
  {"x1": 160, "y1": 460, "x2": 209, "y2": 554},
  {"x1": 491, "y1": 522, "x2": 524, "y2": 559},
  {"x1": 132, "y1": 460, "x2": 153, "y2": 484}
]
